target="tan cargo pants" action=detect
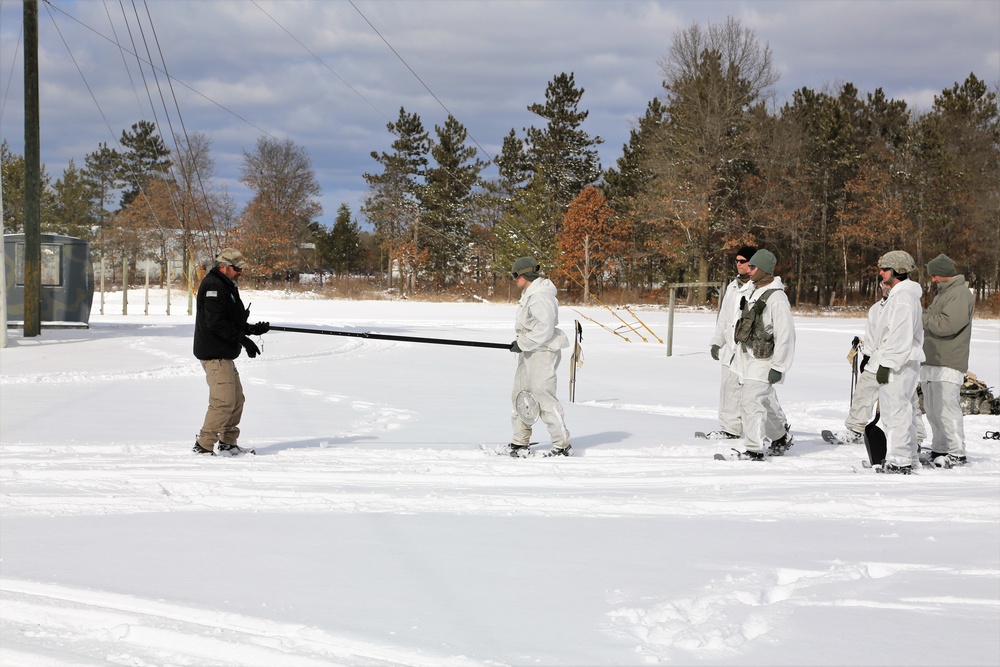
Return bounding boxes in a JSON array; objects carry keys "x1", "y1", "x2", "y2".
[{"x1": 197, "y1": 359, "x2": 245, "y2": 449}]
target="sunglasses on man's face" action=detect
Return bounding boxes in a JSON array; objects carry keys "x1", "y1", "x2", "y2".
[
  {"x1": 748, "y1": 265, "x2": 757, "y2": 270},
  {"x1": 232, "y1": 265, "x2": 243, "y2": 273},
  {"x1": 735, "y1": 258, "x2": 749, "y2": 264}
]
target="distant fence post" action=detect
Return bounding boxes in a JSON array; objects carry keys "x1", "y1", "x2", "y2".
[
  {"x1": 122, "y1": 258, "x2": 128, "y2": 316},
  {"x1": 187, "y1": 260, "x2": 194, "y2": 316}
]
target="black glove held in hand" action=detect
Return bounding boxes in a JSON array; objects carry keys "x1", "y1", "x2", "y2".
[
  {"x1": 767, "y1": 369, "x2": 782, "y2": 384},
  {"x1": 859, "y1": 354, "x2": 870, "y2": 374},
  {"x1": 876, "y1": 365, "x2": 890, "y2": 384},
  {"x1": 710, "y1": 344, "x2": 720, "y2": 361},
  {"x1": 242, "y1": 338, "x2": 261, "y2": 359},
  {"x1": 248, "y1": 321, "x2": 270, "y2": 335},
  {"x1": 510, "y1": 340, "x2": 521, "y2": 353}
]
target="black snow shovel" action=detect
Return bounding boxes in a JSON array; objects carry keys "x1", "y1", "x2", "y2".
[{"x1": 864, "y1": 402, "x2": 887, "y2": 466}]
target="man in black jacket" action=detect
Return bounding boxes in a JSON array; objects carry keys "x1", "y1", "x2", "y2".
[{"x1": 193, "y1": 248, "x2": 269, "y2": 455}]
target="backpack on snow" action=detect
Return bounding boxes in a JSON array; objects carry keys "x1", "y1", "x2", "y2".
[
  {"x1": 960, "y1": 372, "x2": 1000, "y2": 415},
  {"x1": 733, "y1": 289, "x2": 777, "y2": 358}
]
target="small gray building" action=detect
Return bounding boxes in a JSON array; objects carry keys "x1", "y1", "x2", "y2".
[{"x1": 4, "y1": 234, "x2": 95, "y2": 325}]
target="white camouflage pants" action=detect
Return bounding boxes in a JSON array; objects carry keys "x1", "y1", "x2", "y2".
[
  {"x1": 846, "y1": 370, "x2": 880, "y2": 433},
  {"x1": 718, "y1": 365, "x2": 742, "y2": 436},
  {"x1": 880, "y1": 360, "x2": 921, "y2": 466},
  {"x1": 922, "y1": 379, "x2": 966, "y2": 457},
  {"x1": 511, "y1": 349, "x2": 571, "y2": 449},
  {"x1": 847, "y1": 369, "x2": 926, "y2": 445},
  {"x1": 739, "y1": 379, "x2": 789, "y2": 453}
]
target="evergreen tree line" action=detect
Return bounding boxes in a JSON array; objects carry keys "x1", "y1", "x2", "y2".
[{"x1": 2, "y1": 18, "x2": 997, "y2": 305}]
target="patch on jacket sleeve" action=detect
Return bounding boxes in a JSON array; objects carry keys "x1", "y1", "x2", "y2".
[{"x1": 206, "y1": 290, "x2": 218, "y2": 298}]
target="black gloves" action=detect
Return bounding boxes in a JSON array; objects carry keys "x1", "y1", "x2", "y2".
[
  {"x1": 248, "y1": 321, "x2": 270, "y2": 336},
  {"x1": 876, "y1": 365, "x2": 891, "y2": 384},
  {"x1": 510, "y1": 340, "x2": 521, "y2": 353},
  {"x1": 710, "y1": 344, "x2": 720, "y2": 361},
  {"x1": 859, "y1": 354, "x2": 870, "y2": 374},
  {"x1": 242, "y1": 338, "x2": 261, "y2": 359},
  {"x1": 767, "y1": 369, "x2": 782, "y2": 384}
]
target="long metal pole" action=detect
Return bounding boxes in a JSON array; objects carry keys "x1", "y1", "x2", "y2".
[{"x1": 268, "y1": 324, "x2": 511, "y2": 350}]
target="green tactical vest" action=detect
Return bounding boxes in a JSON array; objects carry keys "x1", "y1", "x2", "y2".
[{"x1": 733, "y1": 288, "x2": 777, "y2": 358}]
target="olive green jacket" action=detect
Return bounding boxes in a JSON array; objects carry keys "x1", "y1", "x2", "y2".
[{"x1": 922, "y1": 274, "x2": 974, "y2": 372}]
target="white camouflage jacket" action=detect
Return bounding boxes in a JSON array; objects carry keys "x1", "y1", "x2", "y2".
[
  {"x1": 514, "y1": 278, "x2": 570, "y2": 352},
  {"x1": 711, "y1": 275, "x2": 755, "y2": 368},
  {"x1": 869, "y1": 279, "x2": 925, "y2": 372},
  {"x1": 733, "y1": 277, "x2": 795, "y2": 384}
]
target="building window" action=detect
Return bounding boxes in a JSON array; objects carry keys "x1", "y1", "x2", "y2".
[{"x1": 14, "y1": 243, "x2": 63, "y2": 287}]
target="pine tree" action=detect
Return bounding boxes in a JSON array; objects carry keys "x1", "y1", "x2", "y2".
[
  {"x1": 2, "y1": 140, "x2": 53, "y2": 235},
  {"x1": 326, "y1": 203, "x2": 363, "y2": 275},
  {"x1": 909, "y1": 74, "x2": 999, "y2": 296},
  {"x1": 51, "y1": 159, "x2": 99, "y2": 240},
  {"x1": 603, "y1": 97, "x2": 667, "y2": 290},
  {"x1": 524, "y1": 72, "x2": 603, "y2": 225},
  {"x1": 362, "y1": 107, "x2": 429, "y2": 289},
  {"x1": 117, "y1": 120, "x2": 171, "y2": 209},
  {"x1": 421, "y1": 115, "x2": 487, "y2": 282},
  {"x1": 494, "y1": 173, "x2": 557, "y2": 279}
]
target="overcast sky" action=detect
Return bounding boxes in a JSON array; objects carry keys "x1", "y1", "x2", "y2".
[{"x1": 1, "y1": 0, "x2": 998, "y2": 230}]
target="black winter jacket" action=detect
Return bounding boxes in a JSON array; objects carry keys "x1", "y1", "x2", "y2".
[{"x1": 193, "y1": 267, "x2": 249, "y2": 360}]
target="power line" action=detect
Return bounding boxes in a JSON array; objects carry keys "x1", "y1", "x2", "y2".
[
  {"x1": 0, "y1": 18, "x2": 22, "y2": 125},
  {"x1": 250, "y1": 0, "x2": 395, "y2": 131},
  {"x1": 40, "y1": 0, "x2": 275, "y2": 140},
  {"x1": 347, "y1": 0, "x2": 495, "y2": 164}
]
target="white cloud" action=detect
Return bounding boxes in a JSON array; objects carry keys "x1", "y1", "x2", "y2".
[{"x1": 1, "y1": 0, "x2": 996, "y2": 225}]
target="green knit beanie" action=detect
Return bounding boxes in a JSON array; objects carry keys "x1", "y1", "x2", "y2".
[
  {"x1": 926, "y1": 254, "x2": 957, "y2": 277},
  {"x1": 748, "y1": 249, "x2": 777, "y2": 274}
]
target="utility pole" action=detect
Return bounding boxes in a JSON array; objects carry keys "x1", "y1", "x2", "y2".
[
  {"x1": 23, "y1": 0, "x2": 41, "y2": 337},
  {"x1": 1, "y1": 161, "x2": 7, "y2": 348}
]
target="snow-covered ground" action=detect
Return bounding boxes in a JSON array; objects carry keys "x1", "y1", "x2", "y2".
[{"x1": 2, "y1": 289, "x2": 998, "y2": 666}]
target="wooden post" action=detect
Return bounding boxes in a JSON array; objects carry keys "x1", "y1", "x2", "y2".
[
  {"x1": 99, "y1": 253, "x2": 105, "y2": 315},
  {"x1": 0, "y1": 162, "x2": 7, "y2": 348},
  {"x1": 666, "y1": 287, "x2": 676, "y2": 357},
  {"x1": 122, "y1": 258, "x2": 128, "y2": 316},
  {"x1": 187, "y1": 260, "x2": 194, "y2": 316},
  {"x1": 22, "y1": 0, "x2": 41, "y2": 337},
  {"x1": 166, "y1": 259, "x2": 171, "y2": 316}
]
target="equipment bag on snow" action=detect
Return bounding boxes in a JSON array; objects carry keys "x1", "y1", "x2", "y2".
[
  {"x1": 961, "y1": 372, "x2": 1000, "y2": 415},
  {"x1": 733, "y1": 289, "x2": 777, "y2": 358}
]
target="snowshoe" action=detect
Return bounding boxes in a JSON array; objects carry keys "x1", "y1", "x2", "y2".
[
  {"x1": 879, "y1": 461, "x2": 912, "y2": 475},
  {"x1": 484, "y1": 442, "x2": 535, "y2": 458},
  {"x1": 696, "y1": 430, "x2": 740, "y2": 440},
  {"x1": 931, "y1": 453, "x2": 967, "y2": 468},
  {"x1": 215, "y1": 442, "x2": 255, "y2": 456},
  {"x1": 714, "y1": 448, "x2": 765, "y2": 461},
  {"x1": 767, "y1": 434, "x2": 794, "y2": 456},
  {"x1": 192, "y1": 441, "x2": 214, "y2": 455},
  {"x1": 822, "y1": 429, "x2": 863, "y2": 445},
  {"x1": 542, "y1": 445, "x2": 573, "y2": 458}
]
